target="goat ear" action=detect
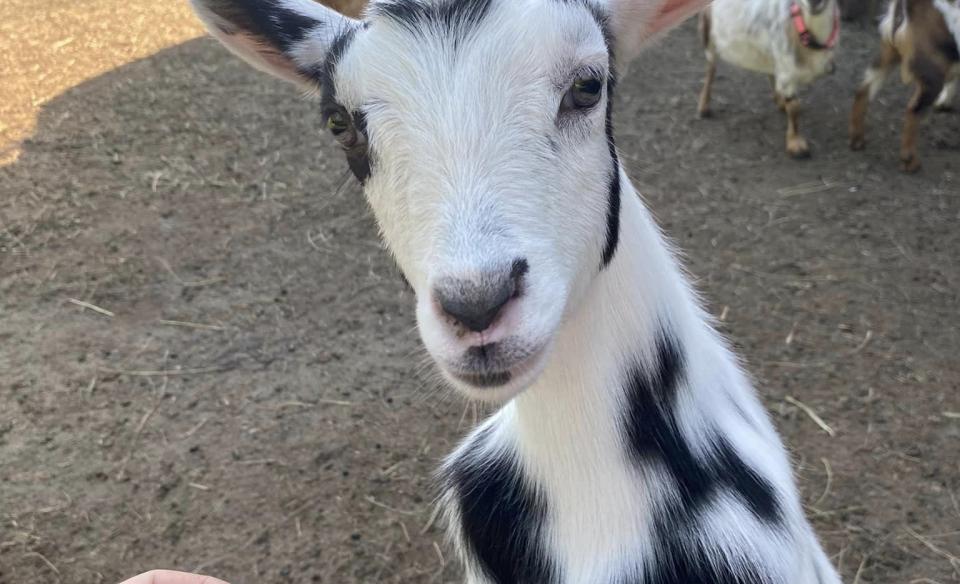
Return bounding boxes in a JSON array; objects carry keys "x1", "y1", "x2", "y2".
[
  {"x1": 604, "y1": 0, "x2": 710, "y2": 63},
  {"x1": 190, "y1": 0, "x2": 360, "y2": 87}
]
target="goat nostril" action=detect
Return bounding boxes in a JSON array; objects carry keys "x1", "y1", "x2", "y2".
[{"x1": 435, "y1": 258, "x2": 528, "y2": 333}]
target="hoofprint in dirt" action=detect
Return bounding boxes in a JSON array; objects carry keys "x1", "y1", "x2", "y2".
[{"x1": 1, "y1": 2, "x2": 958, "y2": 583}]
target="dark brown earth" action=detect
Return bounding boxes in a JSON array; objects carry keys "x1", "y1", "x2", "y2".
[{"x1": 2, "y1": 1, "x2": 958, "y2": 583}]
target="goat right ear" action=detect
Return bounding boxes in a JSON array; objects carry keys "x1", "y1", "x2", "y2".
[
  {"x1": 605, "y1": 0, "x2": 711, "y2": 64},
  {"x1": 190, "y1": 0, "x2": 360, "y2": 88}
]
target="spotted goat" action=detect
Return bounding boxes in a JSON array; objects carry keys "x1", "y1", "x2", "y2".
[{"x1": 189, "y1": 0, "x2": 844, "y2": 582}]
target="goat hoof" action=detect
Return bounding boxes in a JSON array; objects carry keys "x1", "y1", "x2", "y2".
[
  {"x1": 787, "y1": 138, "x2": 810, "y2": 159},
  {"x1": 900, "y1": 155, "x2": 921, "y2": 173},
  {"x1": 934, "y1": 103, "x2": 954, "y2": 113},
  {"x1": 696, "y1": 108, "x2": 712, "y2": 119},
  {"x1": 849, "y1": 135, "x2": 866, "y2": 151}
]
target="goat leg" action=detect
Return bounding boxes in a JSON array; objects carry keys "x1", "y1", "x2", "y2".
[
  {"x1": 783, "y1": 97, "x2": 810, "y2": 158},
  {"x1": 770, "y1": 77, "x2": 787, "y2": 112},
  {"x1": 697, "y1": 12, "x2": 716, "y2": 119},
  {"x1": 698, "y1": 57, "x2": 717, "y2": 118},
  {"x1": 850, "y1": 41, "x2": 900, "y2": 151},
  {"x1": 901, "y1": 84, "x2": 941, "y2": 172}
]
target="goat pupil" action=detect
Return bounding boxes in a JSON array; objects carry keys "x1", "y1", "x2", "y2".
[
  {"x1": 571, "y1": 77, "x2": 603, "y2": 108},
  {"x1": 327, "y1": 111, "x2": 349, "y2": 135}
]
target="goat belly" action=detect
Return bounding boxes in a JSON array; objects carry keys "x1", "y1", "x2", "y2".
[{"x1": 714, "y1": 36, "x2": 778, "y2": 74}]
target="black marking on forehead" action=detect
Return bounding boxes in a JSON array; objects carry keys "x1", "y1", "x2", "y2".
[
  {"x1": 204, "y1": 0, "x2": 318, "y2": 52},
  {"x1": 316, "y1": 25, "x2": 360, "y2": 101},
  {"x1": 370, "y1": 0, "x2": 494, "y2": 37}
]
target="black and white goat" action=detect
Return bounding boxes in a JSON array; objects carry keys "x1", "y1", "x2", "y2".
[
  {"x1": 697, "y1": 0, "x2": 840, "y2": 157},
  {"x1": 189, "y1": 0, "x2": 843, "y2": 582}
]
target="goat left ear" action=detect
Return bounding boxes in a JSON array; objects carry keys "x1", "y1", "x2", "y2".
[
  {"x1": 191, "y1": 0, "x2": 360, "y2": 88},
  {"x1": 604, "y1": 0, "x2": 711, "y2": 63}
]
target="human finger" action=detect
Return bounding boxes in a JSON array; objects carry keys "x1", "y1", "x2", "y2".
[{"x1": 118, "y1": 569, "x2": 230, "y2": 584}]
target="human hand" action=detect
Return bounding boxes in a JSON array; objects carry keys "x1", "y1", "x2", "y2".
[{"x1": 120, "y1": 570, "x2": 230, "y2": 584}]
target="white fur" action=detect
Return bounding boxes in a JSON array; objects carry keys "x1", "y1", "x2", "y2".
[
  {"x1": 190, "y1": 0, "x2": 843, "y2": 582},
  {"x1": 936, "y1": 78, "x2": 958, "y2": 107}
]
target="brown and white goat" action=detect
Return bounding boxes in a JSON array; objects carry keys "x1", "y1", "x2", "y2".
[
  {"x1": 849, "y1": 0, "x2": 959, "y2": 172},
  {"x1": 697, "y1": 0, "x2": 840, "y2": 157}
]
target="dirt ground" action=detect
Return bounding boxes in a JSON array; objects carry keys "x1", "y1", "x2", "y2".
[{"x1": 2, "y1": 1, "x2": 959, "y2": 583}]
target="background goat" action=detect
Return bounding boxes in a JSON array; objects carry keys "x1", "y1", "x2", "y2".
[
  {"x1": 849, "y1": 0, "x2": 959, "y2": 172},
  {"x1": 698, "y1": 0, "x2": 840, "y2": 158},
  {"x1": 189, "y1": 0, "x2": 843, "y2": 582}
]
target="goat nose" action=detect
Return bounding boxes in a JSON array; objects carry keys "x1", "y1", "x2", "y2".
[{"x1": 434, "y1": 259, "x2": 528, "y2": 333}]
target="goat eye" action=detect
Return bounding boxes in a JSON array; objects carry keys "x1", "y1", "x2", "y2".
[
  {"x1": 567, "y1": 76, "x2": 603, "y2": 110},
  {"x1": 327, "y1": 111, "x2": 350, "y2": 135}
]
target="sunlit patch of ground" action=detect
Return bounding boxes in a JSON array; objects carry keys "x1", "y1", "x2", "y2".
[
  {"x1": 0, "y1": 0, "x2": 204, "y2": 165},
  {"x1": 0, "y1": 0, "x2": 368, "y2": 166}
]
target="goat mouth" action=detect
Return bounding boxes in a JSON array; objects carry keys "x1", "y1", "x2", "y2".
[
  {"x1": 452, "y1": 369, "x2": 513, "y2": 388},
  {"x1": 448, "y1": 344, "x2": 546, "y2": 390}
]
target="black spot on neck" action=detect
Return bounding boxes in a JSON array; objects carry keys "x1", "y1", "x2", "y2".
[
  {"x1": 622, "y1": 331, "x2": 782, "y2": 526},
  {"x1": 633, "y1": 525, "x2": 774, "y2": 584},
  {"x1": 444, "y1": 427, "x2": 560, "y2": 584}
]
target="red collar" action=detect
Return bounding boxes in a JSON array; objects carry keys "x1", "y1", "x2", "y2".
[{"x1": 790, "y1": 1, "x2": 839, "y2": 50}]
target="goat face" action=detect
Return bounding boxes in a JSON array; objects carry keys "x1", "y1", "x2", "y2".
[{"x1": 190, "y1": 0, "x2": 707, "y2": 402}]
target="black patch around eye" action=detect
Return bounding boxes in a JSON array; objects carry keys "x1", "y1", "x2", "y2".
[
  {"x1": 316, "y1": 27, "x2": 372, "y2": 186},
  {"x1": 344, "y1": 110, "x2": 372, "y2": 184},
  {"x1": 319, "y1": 105, "x2": 372, "y2": 184},
  {"x1": 371, "y1": 0, "x2": 493, "y2": 37}
]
